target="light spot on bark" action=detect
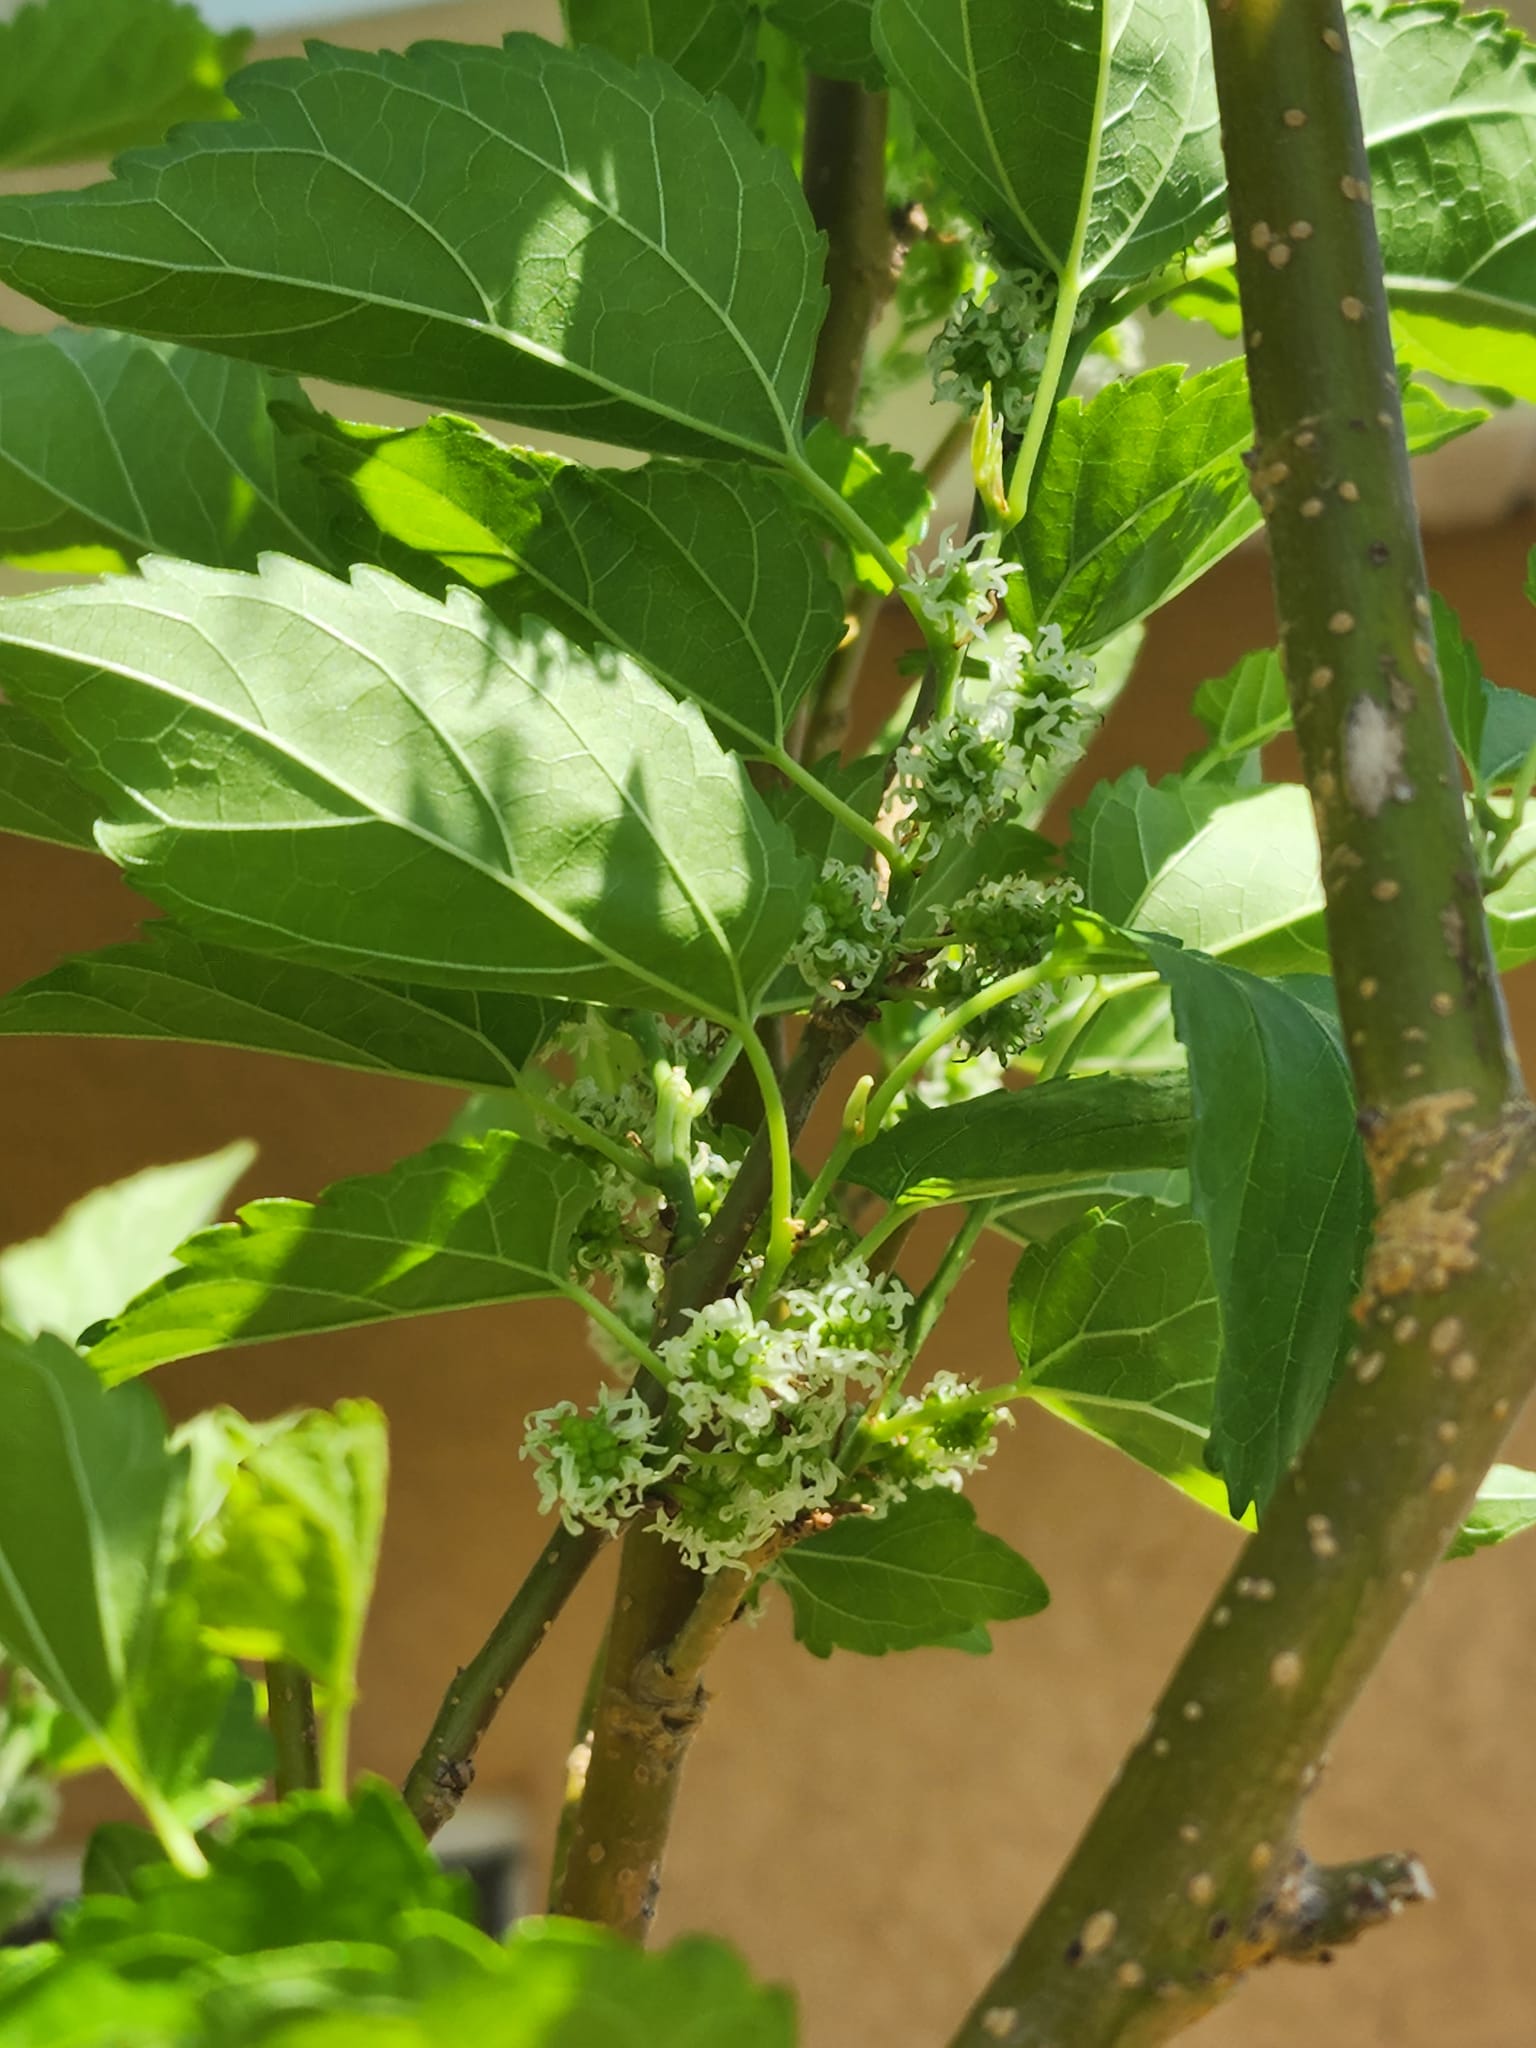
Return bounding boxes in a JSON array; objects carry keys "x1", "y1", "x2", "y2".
[
  {"x1": 1251, "y1": 1841, "x2": 1274, "y2": 1873},
  {"x1": 1212, "y1": 1605, "x2": 1232, "y2": 1628},
  {"x1": 1329, "y1": 610, "x2": 1357, "y2": 635},
  {"x1": 1182, "y1": 1700, "x2": 1204, "y2": 1721},
  {"x1": 1431, "y1": 1463, "x2": 1457, "y2": 1493},
  {"x1": 1295, "y1": 427, "x2": 1318, "y2": 448},
  {"x1": 1401, "y1": 1569, "x2": 1418, "y2": 1590},
  {"x1": 1248, "y1": 328, "x2": 1263, "y2": 348},
  {"x1": 1270, "y1": 1650, "x2": 1304, "y2": 1689},
  {"x1": 1081, "y1": 1910, "x2": 1118, "y2": 1956},
  {"x1": 1153, "y1": 1737, "x2": 1171, "y2": 1757},
  {"x1": 1250, "y1": 221, "x2": 1274, "y2": 249},
  {"x1": 1338, "y1": 480, "x2": 1360, "y2": 501},
  {"x1": 1356, "y1": 1350, "x2": 1385, "y2": 1383},
  {"x1": 1343, "y1": 693, "x2": 1410, "y2": 816},
  {"x1": 980, "y1": 2009, "x2": 1019, "y2": 2040},
  {"x1": 1431, "y1": 991, "x2": 1456, "y2": 1016},
  {"x1": 1307, "y1": 1514, "x2": 1339, "y2": 1559},
  {"x1": 1414, "y1": 636, "x2": 1434, "y2": 667},
  {"x1": 1188, "y1": 1873, "x2": 1216, "y2": 1906},
  {"x1": 1236, "y1": 1575, "x2": 1277, "y2": 1600},
  {"x1": 1429, "y1": 1316, "x2": 1463, "y2": 1355},
  {"x1": 1268, "y1": 242, "x2": 1292, "y2": 269},
  {"x1": 1359, "y1": 976, "x2": 1378, "y2": 998},
  {"x1": 1373, "y1": 878, "x2": 1401, "y2": 901},
  {"x1": 1341, "y1": 295, "x2": 1366, "y2": 320},
  {"x1": 1283, "y1": 107, "x2": 1308, "y2": 126},
  {"x1": 1448, "y1": 1351, "x2": 1478, "y2": 1382},
  {"x1": 1180, "y1": 1822, "x2": 1202, "y2": 1844},
  {"x1": 1310, "y1": 664, "x2": 1334, "y2": 691},
  {"x1": 1324, "y1": 25, "x2": 1345, "y2": 49},
  {"x1": 1394, "y1": 1315, "x2": 1419, "y2": 1345},
  {"x1": 1302, "y1": 496, "x2": 1325, "y2": 518},
  {"x1": 1494, "y1": 1397, "x2": 1512, "y2": 1421},
  {"x1": 1437, "y1": 1420, "x2": 1459, "y2": 1445},
  {"x1": 1290, "y1": 220, "x2": 1315, "y2": 239},
  {"x1": 1117, "y1": 1961, "x2": 1147, "y2": 1990}
]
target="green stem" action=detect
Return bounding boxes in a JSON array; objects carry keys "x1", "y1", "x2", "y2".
[
  {"x1": 137, "y1": 1785, "x2": 208, "y2": 1880},
  {"x1": 948, "y1": 5, "x2": 1536, "y2": 2042},
  {"x1": 908, "y1": 1200, "x2": 995, "y2": 1360},
  {"x1": 767, "y1": 741, "x2": 908, "y2": 870},
  {"x1": 1002, "y1": 12, "x2": 1114, "y2": 530},
  {"x1": 266, "y1": 1660, "x2": 320, "y2": 1799},
  {"x1": 547, "y1": 1626, "x2": 609, "y2": 1909},
  {"x1": 522, "y1": 1087, "x2": 660, "y2": 1186},
  {"x1": 738, "y1": 1022, "x2": 796, "y2": 1292},
  {"x1": 318, "y1": 1686, "x2": 352, "y2": 1801},
  {"x1": 403, "y1": 1521, "x2": 607, "y2": 1840},
  {"x1": 555, "y1": 1280, "x2": 670, "y2": 1384},
  {"x1": 1094, "y1": 238, "x2": 1239, "y2": 332}
]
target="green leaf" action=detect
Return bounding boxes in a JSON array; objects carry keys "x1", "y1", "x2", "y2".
[
  {"x1": 844, "y1": 1070, "x2": 1191, "y2": 1210},
  {"x1": 0, "y1": 37, "x2": 824, "y2": 463},
  {"x1": 873, "y1": 0, "x2": 1223, "y2": 287},
  {"x1": 0, "y1": 1330, "x2": 264, "y2": 1855},
  {"x1": 0, "y1": 0, "x2": 247, "y2": 170},
  {"x1": 305, "y1": 413, "x2": 844, "y2": 760},
  {"x1": 1445, "y1": 1464, "x2": 1536, "y2": 1561},
  {"x1": 64, "y1": 1780, "x2": 472, "y2": 1962},
  {"x1": 0, "y1": 703, "x2": 98, "y2": 850},
  {"x1": 81, "y1": 1822, "x2": 166, "y2": 1899},
  {"x1": 178, "y1": 1404, "x2": 387, "y2": 1792},
  {"x1": 992, "y1": 1167, "x2": 1189, "y2": 1246},
  {"x1": 1434, "y1": 592, "x2": 1536, "y2": 789},
  {"x1": 85, "y1": 1132, "x2": 597, "y2": 1381},
  {"x1": 0, "y1": 329, "x2": 338, "y2": 578},
  {"x1": 1010, "y1": 1198, "x2": 1233, "y2": 1518},
  {"x1": 0, "y1": 1141, "x2": 253, "y2": 1343},
  {"x1": 0, "y1": 557, "x2": 810, "y2": 1023},
  {"x1": 1141, "y1": 944, "x2": 1369, "y2": 1517},
  {"x1": 772, "y1": 1490, "x2": 1047, "y2": 1657},
  {"x1": 1347, "y1": 1, "x2": 1536, "y2": 402},
  {"x1": 1006, "y1": 362, "x2": 1482, "y2": 651},
  {"x1": 800, "y1": 422, "x2": 931, "y2": 589},
  {"x1": 1049, "y1": 775, "x2": 1329, "y2": 1073},
  {"x1": 768, "y1": 0, "x2": 882, "y2": 88},
  {"x1": 562, "y1": 0, "x2": 761, "y2": 110},
  {"x1": 0, "y1": 925, "x2": 560, "y2": 1094},
  {"x1": 1189, "y1": 649, "x2": 1289, "y2": 775}
]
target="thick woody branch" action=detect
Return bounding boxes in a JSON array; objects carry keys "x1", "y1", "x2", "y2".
[
  {"x1": 946, "y1": 5, "x2": 1536, "y2": 2044},
  {"x1": 802, "y1": 75, "x2": 891, "y2": 436}
]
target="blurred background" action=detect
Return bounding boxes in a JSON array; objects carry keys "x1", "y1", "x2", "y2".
[{"x1": 3, "y1": 3, "x2": 1536, "y2": 2044}]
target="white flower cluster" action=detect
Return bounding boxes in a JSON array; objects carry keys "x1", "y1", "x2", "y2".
[
  {"x1": 520, "y1": 1385, "x2": 682, "y2": 1536},
  {"x1": 902, "y1": 527, "x2": 1021, "y2": 649},
  {"x1": 929, "y1": 270, "x2": 1056, "y2": 430},
  {"x1": 791, "y1": 858, "x2": 901, "y2": 1001},
  {"x1": 522, "y1": 1260, "x2": 935, "y2": 1574},
  {"x1": 895, "y1": 625, "x2": 1098, "y2": 849},
  {"x1": 867, "y1": 1371, "x2": 1009, "y2": 1495},
  {"x1": 931, "y1": 871, "x2": 1083, "y2": 1060}
]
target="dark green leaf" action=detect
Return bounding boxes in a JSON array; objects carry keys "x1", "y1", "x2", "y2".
[
  {"x1": 844, "y1": 1070, "x2": 1191, "y2": 1209},
  {"x1": 1142, "y1": 944, "x2": 1370, "y2": 1517},
  {"x1": 1189, "y1": 649, "x2": 1289, "y2": 774},
  {"x1": 873, "y1": 0, "x2": 1222, "y2": 286},
  {"x1": 991, "y1": 1167, "x2": 1189, "y2": 1246},
  {"x1": 800, "y1": 422, "x2": 930, "y2": 590},
  {"x1": 0, "y1": 558, "x2": 810, "y2": 1022},
  {"x1": 86, "y1": 1132, "x2": 597, "y2": 1381},
  {"x1": 0, "y1": 37, "x2": 824, "y2": 462},
  {"x1": 1445, "y1": 1464, "x2": 1536, "y2": 1560},
  {"x1": 0, "y1": 329, "x2": 338, "y2": 577},
  {"x1": 562, "y1": 0, "x2": 760, "y2": 110},
  {"x1": 772, "y1": 1490, "x2": 1047, "y2": 1657},
  {"x1": 305, "y1": 412, "x2": 844, "y2": 759},
  {"x1": 768, "y1": 0, "x2": 882, "y2": 87},
  {"x1": 0, "y1": 924, "x2": 560, "y2": 1093},
  {"x1": 0, "y1": 703, "x2": 98, "y2": 850},
  {"x1": 1434, "y1": 591, "x2": 1536, "y2": 789},
  {"x1": 1007, "y1": 363, "x2": 1481, "y2": 651},
  {"x1": 81, "y1": 1822, "x2": 165, "y2": 1899},
  {"x1": 1010, "y1": 1198, "x2": 1233, "y2": 1518},
  {"x1": 0, "y1": 1142, "x2": 253, "y2": 1342},
  {"x1": 0, "y1": 0, "x2": 246, "y2": 170}
]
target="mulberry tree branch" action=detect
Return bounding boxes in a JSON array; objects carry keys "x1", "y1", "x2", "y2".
[{"x1": 945, "y1": 3, "x2": 1536, "y2": 2043}]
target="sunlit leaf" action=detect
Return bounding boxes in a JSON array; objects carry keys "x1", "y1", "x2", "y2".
[
  {"x1": 0, "y1": 1142, "x2": 253, "y2": 1343},
  {"x1": 0, "y1": 558, "x2": 810, "y2": 1023},
  {"x1": 1446, "y1": 1464, "x2": 1536, "y2": 1560},
  {"x1": 0, "y1": 37, "x2": 824, "y2": 462},
  {"x1": 86, "y1": 1133, "x2": 597, "y2": 1381},
  {"x1": 772, "y1": 1491, "x2": 1047, "y2": 1657},
  {"x1": 562, "y1": 0, "x2": 760, "y2": 110}
]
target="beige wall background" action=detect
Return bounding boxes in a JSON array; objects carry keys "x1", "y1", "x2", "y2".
[{"x1": 4, "y1": 5, "x2": 1536, "y2": 2045}]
